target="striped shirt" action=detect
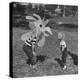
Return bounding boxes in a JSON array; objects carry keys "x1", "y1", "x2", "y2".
[
  {"x1": 21, "y1": 28, "x2": 40, "y2": 47},
  {"x1": 25, "y1": 36, "x2": 37, "y2": 46}
]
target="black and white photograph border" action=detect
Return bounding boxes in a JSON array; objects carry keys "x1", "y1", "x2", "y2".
[
  {"x1": 1, "y1": 1, "x2": 79, "y2": 80},
  {"x1": 10, "y1": 1, "x2": 78, "y2": 78}
]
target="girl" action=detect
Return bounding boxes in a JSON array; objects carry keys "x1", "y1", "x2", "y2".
[
  {"x1": 21, "y1": 29, "x2": 38, "y2": 68},
  {"x1": 58, "y1": 32, "x2": 67, "y2": 70}
]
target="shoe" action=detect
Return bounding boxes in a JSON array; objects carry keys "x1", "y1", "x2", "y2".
[
  {"x1": 31, "y1": 64, "x2": 38, "y2": 68},
  {"x1": 63, "y1": 65, "x2": 67, "y2": 70}
]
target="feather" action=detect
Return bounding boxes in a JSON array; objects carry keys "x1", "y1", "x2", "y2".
[
  {"x1": 44, "y1": 33, "x2": 49, "y2": 37},
  {"x1": 43, "y1": 27, "x2": 53, "y2": 35},
  {"x1": 21, "y1": 32, "x2": 31, "y2": 42},
  {"x1": 33, "y1": 13, "x2": 41, "y2": 20},
  {"x1": 26, "y1": 16, "x2": 37, "y2": 21},
  {"x1": 37, "y1": 35, "x2": 46, "y2": 47},
  {"x1": 44, "y1": 19, "x2": 49, "y2": 26}
]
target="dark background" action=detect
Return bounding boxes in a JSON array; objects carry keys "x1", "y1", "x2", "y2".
[{"x1": 11, "y1": 2, "x2": 78, "y2": 30}]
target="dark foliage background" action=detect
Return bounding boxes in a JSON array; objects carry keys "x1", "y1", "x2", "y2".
[{"x1": 11, "y1": 2, "x2": 78, "y2": 30}]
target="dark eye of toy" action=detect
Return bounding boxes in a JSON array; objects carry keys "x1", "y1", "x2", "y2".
[{"x1": 40, "y1": 24, "x2": 42, "y2": 27}]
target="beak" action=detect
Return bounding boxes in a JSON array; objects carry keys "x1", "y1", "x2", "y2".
[{"x1": 43, "y1": 27, "x2": 53, "y2": 35}]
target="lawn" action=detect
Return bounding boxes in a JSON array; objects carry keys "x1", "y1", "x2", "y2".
[{"x1": 12, "y1": 26, "x2": 78, "y2": 78}]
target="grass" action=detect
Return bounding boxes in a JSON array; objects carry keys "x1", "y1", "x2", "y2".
[{"x1": 12, "y1": 26, "x2": 78, "y2": 78}]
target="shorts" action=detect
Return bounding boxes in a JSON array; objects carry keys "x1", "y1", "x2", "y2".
[{"x1": 23, "y1": 43, "x2": 36, "y2": 65}]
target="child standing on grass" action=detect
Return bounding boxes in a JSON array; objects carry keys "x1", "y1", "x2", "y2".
[
  {"x1": 58, "y1": 32, "x2": 68, "y2": 70},
  {"x1": 21, "y1": 29, "x2": 39, "y2": 68}
]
